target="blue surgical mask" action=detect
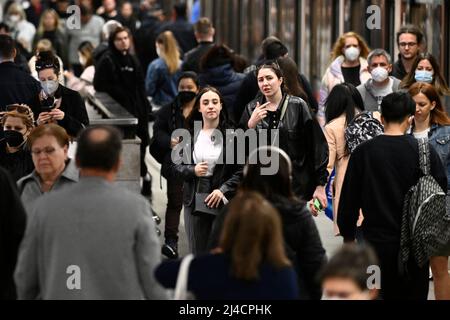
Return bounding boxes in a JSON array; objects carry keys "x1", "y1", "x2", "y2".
[
  {"x1": 414, "y1": 70, "x2": 433, "y2": 84},
  {"x1": 41, "y1": 80, "x2": 59, "y2": 96}
]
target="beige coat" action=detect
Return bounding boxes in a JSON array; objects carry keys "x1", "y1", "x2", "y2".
[{"x1": 324, "y1": 114, "x2": 349, "y2": 234}]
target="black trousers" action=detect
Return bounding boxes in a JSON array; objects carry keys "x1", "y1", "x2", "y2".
[
  {"x1": 369, "y1": 241, "x2": 429, "y2": 300},
  {"x1": 164, "y1": 176, "x2": 183, "y2": 241}
]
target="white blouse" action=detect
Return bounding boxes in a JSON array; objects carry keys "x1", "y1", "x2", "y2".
[{"x1": 193, "y1": 130, "x2": 222, "y2": 177}]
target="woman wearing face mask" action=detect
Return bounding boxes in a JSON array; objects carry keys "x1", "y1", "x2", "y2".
[
  {"x1": 64, "y1": 41, "x2": 96, "y2": 98},
  {"x1": 318, "y1": 32, "x2": 371, "y2": 126},
  {"x1": 35, "y1": 51, "x2": 89, "y2": 137},
  {"x1": 408, "y1": 82, "x2": 450, "y2": 300},
  {"x1": 151, "y1": 71, "x2": 200, "y2": 259},
  {"x1": 145, "y1": 31, "x2": 182, "y2": 107},
  {"x1": 401, "y1": 53, "x2": 450, "y2": 97},
  {"x1": 240, "y1": 63, "x2": 329, "y2": 215},
  {"x1": 173, "y1": 87, "x2": 242, "y2": 255},
  {"x1": 0, "y1": 104, "x2": 35, "y2": 181},
  {"x1": 5, "y1": 3, "x2": 36, "y2": 53}
]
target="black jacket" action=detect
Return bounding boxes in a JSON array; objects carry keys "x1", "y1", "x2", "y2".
[
  {"x1": 240, "y1": 94, "x2": 329, "y2": 200},
  {"x1": 52, "y1": 85, "x2": 90, "y2": 137},
  {"x1": 152, "y1": 98, "x2": 187, "y2": 178},
  {"x1": 0, "y1": 166, "x2": 27, "y2": 300},
  {"x1": 94, "y1": 46, "x2": 151, "y2": 146},
  {"x1": 173, "y1": 128, "x2": 243, "y2": 207},
  {"x1": 198, "y1": 64, "x2": 245, "y2": 119},
  {"x1": 0, "y1": 141, "x2": 34, "y2": 182},
  {"x1": 391, "y1": 54, "x2": 408, "y2": 81},
  {"x1": 182, "y1": 41, "x2": 215, "y2": 73},
  {"x1": 207, "y1": 194, "x2": 326, "y2": 300},
  {"x1": 0, "y1": 62, "x2": 41, "y2": 112},
  {"x1": 157, "y1": 18, "x2": 197, "y2": 56}
]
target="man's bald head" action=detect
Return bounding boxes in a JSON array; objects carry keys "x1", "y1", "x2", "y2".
[{"x1": 76, "y1": 126, "x2": 123, "y2": 171}]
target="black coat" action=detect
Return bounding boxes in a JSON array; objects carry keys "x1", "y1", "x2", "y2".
[
  {"x1": 51, "y1": 85, "x2": 89, "y2": 137},
  {"x1": 173, "y1": 128, "x2": 243, "y2": 208},
  {"x1": 198, "y1": 64, "x2": 245, "y2": 119},
  {"x1": 182, "y1": 41, "x2": 215, "y2": 74},
  {"x1": 94, "y1": 47, "x2": 151, "y2": 147},
  {"x1": 157, "y1": 18, "x2": 197, "y2": 56},
  {"x1": 0, "y1": 141, "x2": 34, "y2": 182},
  {"x1": 207, "y1": 194, "x2": 326, "y2": 300},
  {"x1": 151, "y1": 98, "x2": 187, "y2": 178},
  {"x1": 391, "y1": 54, "x2": 408, "y2": 81},
  {"x1": 240, "y1": 94, "x2": 329, "y2": 200},
  {"x1": 0, "y1": 166, "x2": 27, "y2": 300},
  {"x1": 0, "y1": 62, "x2": 41, "y2": 112}
]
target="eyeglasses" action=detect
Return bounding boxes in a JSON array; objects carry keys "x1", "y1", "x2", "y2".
[
  {"x1": 399, "y1": 42, "x2": 417, "y2": 47},
  {"x1": 6, "y1": 104, "x2": 32, "y2": 114},
  {"x1": 31, "y1": 146, "x2": 57, "y2": 156}
]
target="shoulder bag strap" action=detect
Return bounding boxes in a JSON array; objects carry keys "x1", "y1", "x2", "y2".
[
  {"x1": 174, "y1": 253, "x2": 195, "y2": 300},
  {"x1": 418, "y1": 138, "x2": 431, "y2": 175}
]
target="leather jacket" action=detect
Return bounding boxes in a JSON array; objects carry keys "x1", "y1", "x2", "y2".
[
  {"x1": 173, "y1": 127, "x2": 243, "y2": 207},
  {"x1": 240, "y1": 94, "x2": 329, "y2": 200}
]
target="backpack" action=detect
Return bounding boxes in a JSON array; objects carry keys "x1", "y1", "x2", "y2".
[
  {"x1": 400, "y1": 139, "x2": 449, "y2": 268},
  {"x1": 344, "y1": 111, "x2": 384, "y2": 153}
]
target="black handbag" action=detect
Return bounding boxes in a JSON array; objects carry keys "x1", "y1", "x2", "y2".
[{"x1": 193, "y1": 193, "x2": 220, "y2": 216}]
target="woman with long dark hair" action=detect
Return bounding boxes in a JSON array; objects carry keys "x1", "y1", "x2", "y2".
[
  {"x1": 173, "y1": 86, "x2": 242, "y2": 254},
  {"x1": 324, "y1": 83, "x2": 366, "y2": 235},
  {"x1": 240, "y1": 63, "x2": 329, "y2": 212}
]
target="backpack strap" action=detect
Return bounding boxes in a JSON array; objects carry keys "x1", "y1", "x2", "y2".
[{"x1": 418, "y1": 138, "x2": 431, "y2": 175}]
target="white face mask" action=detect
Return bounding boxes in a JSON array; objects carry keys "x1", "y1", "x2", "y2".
[
  {"x1": 344, "y1": 47, "x2": 360, "y2": 62},
  {"x1": 79, "y1": 55, "x2": 87, "y2": 67},
  {"x1": 41, "y1": 80, "x2": 59, "y2": 96},
  {"x1": 156, "y1": 46, "x2": 161, "y2": 57},
  {"x1": 8, "y1": 14, "x2": 20, "y2": 24},
  {"x1": 371, "y1": 67, "x2": 389, "y2": 83}
]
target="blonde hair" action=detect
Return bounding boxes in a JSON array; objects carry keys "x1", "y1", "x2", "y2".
[
  {"x1": 37, "y1": 9, "x2": 61, "y2": 35},
  {"x1": 219, "y1": 191, "x2": 291, "y2": 281},
  {"x1": 6, "y1": 3, "x2": 27, "y2": 21},
  {"x1": 156, "y1": 31, "x2": 181, "y2": 74},
  {"x1": 36, "y1": 39, "x2": 53, "y2": 53},
  {"x1": 0, "y1": 105, "x2": 35, "y2": 131},
  {"x1": 330, "y1": 31, "x2": 371, "y2": 62}
]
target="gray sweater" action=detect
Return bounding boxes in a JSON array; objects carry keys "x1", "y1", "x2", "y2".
[
  {"x1": 14, "y1": 176, "x2": 167, "y2": 300},
  {"x1": 357, "y1": 77, "x2": 401, "y2": 112}
]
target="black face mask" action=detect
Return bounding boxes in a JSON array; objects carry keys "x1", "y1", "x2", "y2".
[
  {"x1": 178, "y1": 91, "x2": 197, "y2": 104},
  {"x1": 4, "y1": 130, "x2": 24, "y2": 148}
]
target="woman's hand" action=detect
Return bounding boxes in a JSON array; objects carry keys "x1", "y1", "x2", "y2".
[
  {"x1": 170, "y1": 137, "x2": 180, "y2": 149},
  {"x1": 36, "y1": 112, "x2": 53, "y2": 125},
  {"x1": 194, "y1": 162, "x2": 208, "y2": 177},
  {"x1": 309, "y1": 185, "x2": 327, "y2": 216},
  {"x1": 63, "y1": 70, "x2": 75, "y2": 80},
  {"x1": 205, "y1": 189, "x2": 224, "y2": 208},
  {"x1": 248, "y1": 101, "x2": 270, "y2": 129},
  {"x1": 49, "y1": 108, "x2": 65, "y2": 121}
]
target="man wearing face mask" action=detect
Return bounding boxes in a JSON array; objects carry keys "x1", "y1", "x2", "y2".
[
  {"x1": 0, "y1": 104, "x2": 35, "y2": 181},
  {"x1": 151, "y1": 72, "x2": 200, "y2": 259},
  {"x1": 357, "y1": 49, "x2": 401, "y2": 112}
]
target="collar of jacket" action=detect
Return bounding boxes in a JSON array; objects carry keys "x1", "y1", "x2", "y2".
[{"x1": 330, "y1": 55, "x2": 369, "y2": 78}]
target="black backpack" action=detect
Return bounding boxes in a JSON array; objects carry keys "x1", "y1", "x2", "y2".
[
  {"x1": 400, "y1": 139, "x2": 449, "y2": 267},
  {"x1": 344, "y1": 111, "x2": 384, "y2": 153}
]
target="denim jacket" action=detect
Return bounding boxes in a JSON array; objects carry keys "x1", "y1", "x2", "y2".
[
  {"x1": 145, "y1": 58, "x2": 181, "y2": 106},
  {"x1": 428, "y1": 124, "x2": 450, "y2": 190}
]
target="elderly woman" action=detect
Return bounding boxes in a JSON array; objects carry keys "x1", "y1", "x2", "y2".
[
  {"x1": 0, "y1": 104, "x2": 35, "y2": 181},
  {"x1": 17, "y1": 124, "x2": 79, "y2": 214}
]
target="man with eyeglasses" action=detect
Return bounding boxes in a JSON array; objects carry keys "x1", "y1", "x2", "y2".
[{"x1": 391, "y1": 24, "x2": 424, "y2": 81}]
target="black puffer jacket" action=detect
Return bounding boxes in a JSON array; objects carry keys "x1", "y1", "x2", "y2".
[
  {"x1": 207, "y1": 194, "x2": 326, "y2": 300},
  {"x1": 240, "y1": 94, "x2": 329, "y2": 200}
]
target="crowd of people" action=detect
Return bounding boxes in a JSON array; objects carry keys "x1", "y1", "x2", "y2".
[{"x1": 0, "y1": 0, "x2": 449, "y2": 301}]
